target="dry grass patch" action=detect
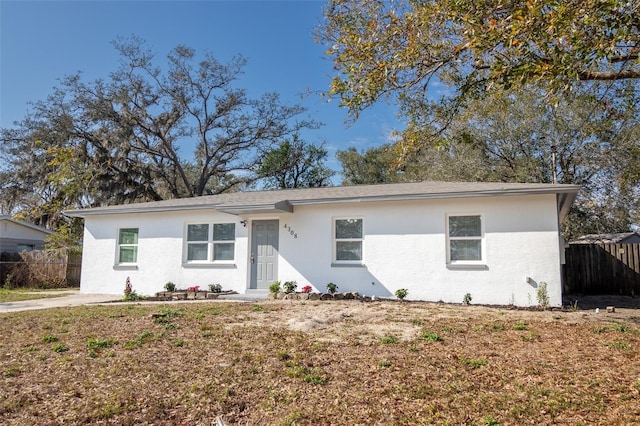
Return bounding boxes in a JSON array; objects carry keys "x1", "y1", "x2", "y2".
[{"x1": 1, "y1": 300, "x2": 639, "y2": 424}]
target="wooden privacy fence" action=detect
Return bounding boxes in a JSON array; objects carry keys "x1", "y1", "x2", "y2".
[
  {"x1": 0, "y1": 249, "x2": 81, "y2": 288},
  {"x1": 563, "y1": 243, "x2": 640, "y2": 296}
]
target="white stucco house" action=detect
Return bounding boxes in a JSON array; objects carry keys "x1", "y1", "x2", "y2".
[{"x1": 64, "y1": 181, "x2": 579, "y2": 307}]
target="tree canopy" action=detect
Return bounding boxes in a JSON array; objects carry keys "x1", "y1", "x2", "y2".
[
  {"x1": 322, "y1": 0, "x2": 639, "y2": 235},
  {"x1": 0, "y1": 37, "x2": 323, "y2": 230},
  {"x1": 257, "y1": 134, "x2": 334, "y2": 189},
  {"x1": 336, "y1": 85, "x2": 640, "y2": 237},
  {"x1": 318, "y1": 0, "x2": 639, "y2": 123}
]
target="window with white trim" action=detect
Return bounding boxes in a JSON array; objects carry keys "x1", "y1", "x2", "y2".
[
  {"x1": 334, "y1": 218, "x2": 363, "y2": 262},
  {"x1": 118, "y1": 228, "x2": 138, "y2": 264},
  {"x1": 185, "y1": 223, "x2": 235, "y2": 262},
  {"x1": 447, "y1": 214, "x2": 484, "y2": 264}
]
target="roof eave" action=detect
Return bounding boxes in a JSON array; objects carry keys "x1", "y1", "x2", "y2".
[
  {"x1": 0, "y1": 217, "x2": 54, "y2": 235},
  {"x1": 557, "y1": 191, "x2": 578, "y2": 222},
  {"x1": 62, "y1": 204, "x2": 220, "y2": 218},
  {"x1": 289, "y1": 186, "x2": 582, "y2": 206},
  {"x1": 217, "y1": 201, "x2": 293, "y2": 215}
]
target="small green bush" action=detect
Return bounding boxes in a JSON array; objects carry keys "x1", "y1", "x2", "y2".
[
  {"x1": 164, "y1": 282, "x2": 176, "y2": 292},
  {"x1": 395, "y1": 288, "x2": 408, "y2": 300},
  {"x1": 122, "y1": 290, "x2": 145, "y2": 302},
  {"x1": 536, "y1": 282, "x2": 550, "y2": 309},
  {"x1": 208, "y1": 283, "x2": 222, "y2": 293},
  {"x1": 326, "y1": 282, "x2": 339, "y2": 294},
  {"x1": 463, "y1": 293, "x2": 472, "y2": 305},
  {"x1": 282, "y1": 280, "x2": 297, "y2": 294},
  {"x1": 269, "y1": 281, "x2": 281, "y2": 294}
]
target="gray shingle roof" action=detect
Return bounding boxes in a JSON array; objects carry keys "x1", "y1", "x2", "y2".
[{"x1": 63, "y1": 181, "x2": 580, "y2": 219}]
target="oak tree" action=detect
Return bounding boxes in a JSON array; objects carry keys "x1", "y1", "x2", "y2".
[
  {"x1": 0, "y1": 37, "x2": 318, "y2": 229},
  {"x1": 319, "y1": 0, "x2": 639, "y2": 121},
  {"x1": 257, "y1": 134, "x2": 334, "y2": 189}
]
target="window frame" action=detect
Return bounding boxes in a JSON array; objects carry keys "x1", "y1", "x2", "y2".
[
  {"x1": 186, "y1": 223, "x2": 210, "y2": 262},
  {"x1": 212, "y1": 223, "x2": 236, "y2": 261},
  {"x1": 445, "y1": 213, "x2": 485, "y2": 266},
  {"x1": 333, "y1": 217, "x2": 364, "y2": 264},
  {"x1": 117, "y1": 227, "x2": 139, "y2": 265},
  {"x1": 184, "y1": 222, "x2": 236, "y2": 264}
]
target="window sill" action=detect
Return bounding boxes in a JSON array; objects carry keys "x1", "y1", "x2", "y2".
[
  {"x1": 182, "y1": 262, "x2": 237, "y2": 269},
  {"x1": 331, "y1": 262, "x2": 366, "y2": 268},
  {"x1": 446, "y1": 263, "x2": 488, "y2": 271},
  {"x1": 113, "y1": 264, "x2": 138, "y2": 271}
]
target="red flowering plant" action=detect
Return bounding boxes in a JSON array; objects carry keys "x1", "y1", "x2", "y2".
[
  {"x1": 187, "y1": 286, "x2": 200, "y2": 292},
  {"x1": 301, "y1": 285, "x2": 312, "y2": 293}
]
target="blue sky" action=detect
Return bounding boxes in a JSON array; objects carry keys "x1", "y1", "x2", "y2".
[{"x1": 0, "y1": 0, "x2": 404, "y2": 177}]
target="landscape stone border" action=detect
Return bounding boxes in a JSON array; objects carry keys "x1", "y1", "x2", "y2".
[
  {"x1": 153, "y1": 290, "x2": 236, "y2": 301},
  {"x1": 270, "y1": 291, "x2": 379, "y2": 302}
]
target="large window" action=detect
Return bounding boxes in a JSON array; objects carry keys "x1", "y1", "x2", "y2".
[
  {"x1": 186, "y1": 223, "x2": 235, "y2": 262},
  {"x1": 118, "y1": 228, "x2": 138, "y2": 264},
  {"x1": 334, "y1": 218, "x2": 363, "y2": 262},
  {"x1": 447, "y1": 215, "x2": 483, "y2": 264}
]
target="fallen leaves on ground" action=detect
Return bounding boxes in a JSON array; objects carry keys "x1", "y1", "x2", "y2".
[{"x1": 1, "y1": 300, "x2": 639, "y2": 425}]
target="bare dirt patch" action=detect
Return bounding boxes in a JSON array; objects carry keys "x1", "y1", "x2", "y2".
[{"x1": 1, "y1": 300, "x2": 639, "y2": 425}]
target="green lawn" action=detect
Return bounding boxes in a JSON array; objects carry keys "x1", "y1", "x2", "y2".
[{"x1": 0, "y1": 288, "x2": 77, "y2": 303}]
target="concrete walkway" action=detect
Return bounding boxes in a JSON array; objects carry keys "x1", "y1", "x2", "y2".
[{"x1": 0, "y1": 292, "x2": 118, "y2": 314}]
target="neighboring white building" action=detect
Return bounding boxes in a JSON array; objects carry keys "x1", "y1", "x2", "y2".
[
  {"x1": 64, "y1": 181, "x2": 579, "y2": 307},
  {"x1": 0, "y1": 215, "x2": 54, "y2": 253}
]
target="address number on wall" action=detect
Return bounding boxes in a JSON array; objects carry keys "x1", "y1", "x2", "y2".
[{"x1": 283, "y1": 224, "x2": 298, "y2": 239}]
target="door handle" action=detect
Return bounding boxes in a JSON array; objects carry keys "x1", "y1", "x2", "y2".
[{"x1": 250, "y1": 253, "x2": 255, "y2": 264}]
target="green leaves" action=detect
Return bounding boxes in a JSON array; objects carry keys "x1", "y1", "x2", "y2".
[
  {"x1": 257, "y1": 134, "x2": 334, "y2": 189},
  {"x1": 319, "y1": 0, "x2": 640, "y2": 123}
]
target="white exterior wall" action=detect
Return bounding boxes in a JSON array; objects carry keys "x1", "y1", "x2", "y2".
[
  {"x1": 79, "y1": 194, "x2": 563, "y2": 306},
  {"x1": 80, "y1": 210, "x2": 249, "y2": 296},
  {"x1": 270, "y1": 194, "x2": 562, "y2": 307}
]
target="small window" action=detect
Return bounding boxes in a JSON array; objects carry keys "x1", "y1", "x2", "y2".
[
  {"x1": 447, "y1": 215, "x2": 483, "y2": 263},
  {"x1": 335, "y1": 218, "x2": 363, "y2": 262},
  {"x1": 118, "y1": 228, "x2": 138, "y2": 264},
  {"x1": 213, "y1": 223, "x2": 235, "y2": 261},
  {"x1": 187, "y1": 224, "x2": 209, "y2": 261},
  {"x1": 185, "y1": 223, "x2": 235, "y2": 262}
]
